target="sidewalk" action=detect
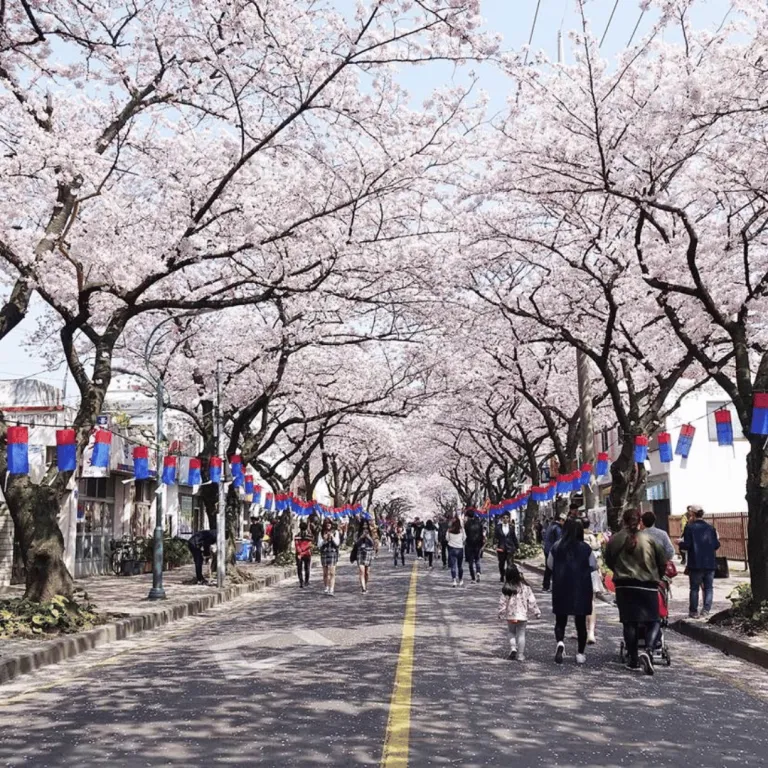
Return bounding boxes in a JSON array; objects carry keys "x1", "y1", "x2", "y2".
[{"x1": 0, "y1": 562, "x2": 293, "y2": 685}]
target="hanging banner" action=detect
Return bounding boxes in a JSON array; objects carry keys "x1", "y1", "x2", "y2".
[
  {"x1": 675, "y1": 424, "x2": 695, "y2": 459},
  {"x1": 634, "y1": 435, "x2": 649, "y2": 464},
  {"x1": 133, "y1": 446, "x2": 150, "y2": 480},
  {"x1": 7, "y1": 426, "x2": 29, "y2": 475},
  {"x1": 751, "y1": 393, "x2": 768, "y2": 435},
  {"x1": 162, "y1": 456, "x2": 177, "y2": 485},
  {"x1": 580, "y1": 463, "x2": 592, "y2": 487},
  {"x1": 187, "y1": 457, "x2": 202, "y2": 485},
  {"x1": 596, "y1": 452, "x2": 609, "y2": 477},
  {"x1": 715, "y1": 409, "x2": 734, "y2": 447},
  {"x1": 253, "y1": 484, "x2": 262, "y2": 505},
  {"x1": 265, "y1": 492, "x2": 273, "y2": 511},
  {"x1": 230, "y1": 456, "x2": 244, "y2": 488},
  {"x1": 56, "y1": 429, "x2": 77, "y2": 472},
  {"x1": 657, "y1": 432, "x2": 673, "y2": 463},
  {"x1": 91, "y1": 429, "x2": 111, "y2": 468},
  {"x1": 209, "y1": 456, "x2": 222, "y2": 484}
]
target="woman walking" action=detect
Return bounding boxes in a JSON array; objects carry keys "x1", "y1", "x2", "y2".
[
  {"x1": 498, "y1": 564, "x2": 541, "y2": 661},
  {"x1": 547, "y1": 518, "x2": 598, "y2": 666},
  {"x1": 318, "y1": 519, "x2": 340, "y2": 596},
  {"x1": 422, "y1": 520, "x2": 438, "y2": 569},
  {"x1": 294, "y1": 520, "x2": 313, "y2": 588},
  {"x1": 355, "y1": 520, "x2": 377, "y2": 594},
  {"x1": 446, "y1": 516, "x2": 466, "y2": 587},
  {"x1": 582, "y1": 518, "x2": 603, "y2": 644},
  {"x1": 605, "y1": 508, "x2": 668, "y2": 675},
  {"x1": 392, "y1": 523, "x2": 406, "y2": 566}
]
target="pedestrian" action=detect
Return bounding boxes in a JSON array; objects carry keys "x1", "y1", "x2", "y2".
[
  {"x1": 438, "y1": 517, "x2": 449, "y2": 569},
  {"x1": 464, "y1": 508, "x2": 485, "y2": 583},
  {"x1": 318, "y1": 519, "x2": 340, "y2": 596},
  {"x1": 422, "y1": 519, "x2": 438, "y2": 569},
  {"x1": 679, "y1": 505, "x2": 721, "y2": 619},
  {"x1": 679, "y1": 507, "x2": 695, "y2": 566},
  {"x1": 392, "y1": 522, "x2": 406, "y2": 566},
  {"x1": 534, "y1": 520, "x2": 544, "y2": 544},
  {"x1": 446, "y1": 516, "x2": 466, "y2": 587},
  {"x1": 413, "y1": 517, "x2": 425, "y2": 559},
  {"x1": 498, "y1": 563, "x2": 541, "y2": 661},
  {"x1": 294, "y1": 520, "x2": 313, "y2": 588},
  {"x1": 494, "y1": 511, "x2": 519, "y2": 582},
  {"x1": 542, "y1": 514, "x2": 565, "y2": 591},
  {"x1": 547, "y1": 518, "x2": 597, "y2": 666},
  {"x1": 581, "y1": 518, "x2": 603, "y2": 645},
  {"x1": 355, "y1": 519, "x2": 377, "y2": 594},
  {"x1": 640, "y1": 511, "x2": 675, "y2": 562},
  {"x1": 249, "y1": 515, "x2": 265, "y2": 563},
  {"x1": 605, "y1": 508, "x2": 668, "y2": 675},
  {"x1": 187, "y1": 529, "x2": 216, "y2": 584}
]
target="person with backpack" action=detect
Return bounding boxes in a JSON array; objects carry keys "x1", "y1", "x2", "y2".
[
  {"x1": 547, "y1": 518, "x2": 598, "y2": 666},
  {"x1": 249, "y1": 516, "x2": 265, "y2": 563},
  {"x1": 542, "y1": 514, "x2": 565, "y2": 591},
  {"x1": 318, "y1": 519, "x2": 340, "y2": 596},
  {"x1": 446, "y1": 516, "x2": 466, "y2": 587},
  {"x1": 494, "y1": 511, "x2": 519, "y2": 581},
  {"x1": 464, "y1": 509, "x2": 485, "y2": 583},
  {"x1": 294, "y1": 520, "x2": 313, "y2": 588},
  {"x1": 422, "y1": 520, "x2": 438, "y2": 569},
  {"x1": 497, "y1": 564, "x2": 541, "y2": 661},
  {"x1": 353, "y1": 519, "x2": 377, "y2": 594}
]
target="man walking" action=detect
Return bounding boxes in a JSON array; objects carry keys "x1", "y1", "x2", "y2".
[
  {"x1": 494, "y1": 511, "x2": 519, "y2": 581},
  {"x1": 464, "y1": 509, "x2": 485, "y2": 582},
  {"x1": 542, "y1": 514, "x2": 564, "y2": 591},
  {"x1": 438, "y1": 517, "x2": 449, "y2": 569},
  {"x1": 679, "y1": 505, "x2": 720, "y2": 618},
  {"x1": 640, "y1": 511, "x2": 674, "y2": 562},
  {"x1": 249, "y1": 515, "x2": 265, "y2": 563},
  {"x1": 187, "y1": 529, "x2": 217, "y2": 584}
]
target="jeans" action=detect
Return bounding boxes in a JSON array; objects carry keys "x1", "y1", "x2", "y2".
[
  {"x1": 507, "y1": 621, "x2": 527, "y2": 656},
  {"x1": 250, "y1": 540, "x2": 262, "y2": 563},
  {"x1": 465, "y1": 543, "x2": 482, "y2": 579},
  {"x1": 296, "y1": 554, "x2": 311, "y2": 584},
  {"x1": 555, "y1": 614, "x2": 587, "y2": 654},
  {"x1": 440, "y1": 540, "x2": 448, "y2": 567},
  {"x1": 622, "y1": 621, "x2": 661, "y2": 665},
  {"x1": 448, "y1": 546, "x2": 464, "y2": 581},
  {"x1": 689, "y1": 569, "x2": 715, "y2": 614},
  {"x1": 393, "y1": 542, "x2": 405, "y2": 566},
  {"x1": 425, "y1": 551, "x2": 434, "y2": 567}
]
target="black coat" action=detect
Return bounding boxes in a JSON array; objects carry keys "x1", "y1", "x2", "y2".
[
  {"x1": 550, "y1": 540, "x2": 593, "y2": 617},
  {"x1": 494, "y1": 523, "x2": 518, "y2": 555},
  {"x1": 465, "y1": 518, "x2": 485, "y2": 546}
]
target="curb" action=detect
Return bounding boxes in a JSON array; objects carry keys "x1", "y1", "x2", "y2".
[
  {"x1": 0, "y1": 567, "x2": 294, "y2": 686},
  {"x1": 670, "y1": 619, "x2": 768, "y2": 671}
]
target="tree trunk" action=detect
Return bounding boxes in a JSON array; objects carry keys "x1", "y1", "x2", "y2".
[
  {"x1": 607, "y1": 435, "x2": 646, "y2": 532},
  {"x1": 747, "y1": 437, "x2": 768, "y2": 601},
  {"x1": 271, "y1": 509, "x2": 293, "y2": 563},
  {"x1": 522, "y1": 499, "x2": 538, "y2": 544},
  {"x1": 200, "y1": 482, "x2": 218, "y2": 529},
  {"x1": 5, "y1": 477, "x2": 74, "y2": 601},
  {"x1": 225, "y1": 485, "x2": 241, "y2": 565}
]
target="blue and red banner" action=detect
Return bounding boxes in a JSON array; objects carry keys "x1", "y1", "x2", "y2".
[
  {"x1": 634, "y1": 435, "x2": 649, "y2": 463},
  {"x1": 253, "y1": 484, "x2": 262, "y2": 504},
  {"x1": 209, "y1": 456, "x2": 222, "y2": 484},
  {"x1": 714, "y1": 409, "x2": 733, "y2": 447},
  {"x1": 596, "y1": 452, "x2": 609, "y2": 477},
  {"x1": 230, "y1": 456, "x2": 244, "y2": 488},
  {"x1": 580, "y1": 463, "x2": 592, "y2": 488},
  {"x1": 675, "y1": 424, "x2": 695, "y2": 459},
  {"x1": 91, "y1": 429, "x2": 111, "y2": 468},
  {"x1": 264, "y1": 492, "x2": 273, "y2": 511},
  {"x1": 657, "y1": 432, "x2": 673, "y2": 463},
  {"x1": 133, "y1": 445, "x2": 150, "y2": 480},
  {"x1": 56, "y1": 429, "x2": 77, "y2": 472},
  {"x1": 188, "y1": 457, "x2": 202, "y2": 485},
  {"x1": 162, "y1": 456, "x2": 177, "y2": 485},
  {"x1": 7, "y1": 426, "x2": 29, "y2": 475},
  {"x1": 751, "y1": 393, "x2": 768, "y2": 435},
  {"x1": 244, "y1": 474, "x2": 254, "y2": 496}
]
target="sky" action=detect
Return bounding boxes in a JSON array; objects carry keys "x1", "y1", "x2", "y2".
[{"x1": 0, "y1": 0, "x2": 735, "y2": 394}]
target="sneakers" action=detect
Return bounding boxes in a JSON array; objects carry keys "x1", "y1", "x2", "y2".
[
  {"x1": 452, "y1": 578, "x2": 457, "y2": 587},
  {"x1": 575, "y1": 653, "x2": 586, "y2": 666},
  {"x1": 688, "y1": 611, "x2": 699, "y2": 619},
  {"x1": 639, "y1": 651, "x2": 654, "y2": 676},
  {"x1": 555, "y1": 641, "x2": 565, "y2": 664},
  {"x1": 476, "y1": 574, "x2": 481, "y2": 583},
  {"x1": 507, "y1": 650, "x2": 517, "y2": 661},
  {"x1": 587, "y1": 633, "x2": 596, "y2": 645},
  {"x1": 459, "y1": 579, "x2": 464, "y2": 587},
  {"x1": 329, "y1": 589, "x2": 335, "y2": 596},
  {"x1": 324, "y1": 586, "x2": 329, "y2": 595},
  {"x1": 517, "y1": 654, "x2": 526, "y2": 662},
  {"x1": 701, "y1": 610, "x2": 711, "y2": 619},
  {"x1": 299, "y1": 581, "x2": 305, "y2": 588},
  {"x1": 500, "y1": 576, "x2": 505, "y2": 583}
]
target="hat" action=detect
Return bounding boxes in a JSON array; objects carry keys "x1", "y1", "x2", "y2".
[
  {"x1": 558, "y1": 513, "x2": 567, "y2": 522},
  {"x1": 569, "y1": 500, "x2": 581, "y2": 510}
]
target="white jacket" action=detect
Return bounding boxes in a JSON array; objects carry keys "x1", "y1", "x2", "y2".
[{"x1": 498, "y1": 584, "x2": 541, "y2": 622}]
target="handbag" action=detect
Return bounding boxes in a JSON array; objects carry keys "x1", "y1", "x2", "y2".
[
  {"x1": 665, "y1": 560, "x2": 678, "y2": 579},
  {"x1": 591, "y1": 570, "x2": 605, "y2": 595},
  {"x1": 350, "y1": 542, "x2": 358, "y2": 563}
]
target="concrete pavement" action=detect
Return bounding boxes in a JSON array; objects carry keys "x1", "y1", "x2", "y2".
[{"x1": 2, "y1": 551, "x2": 768, "y2": 767}]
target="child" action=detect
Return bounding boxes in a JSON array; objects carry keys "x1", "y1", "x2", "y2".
[
  {"x1": 295, "y1": 521, "x2": 313, "y2": 588},
  {"x1": 498, "y1": 564, "x2": 540, "y2": 661}
]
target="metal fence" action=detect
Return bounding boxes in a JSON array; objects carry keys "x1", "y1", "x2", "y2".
[{"x1": 669, "y1": 513, "x2": 748, "y2": 566}]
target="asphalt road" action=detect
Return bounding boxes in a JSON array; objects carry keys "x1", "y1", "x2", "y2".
[{"x1": 2, "y1": 550, "x2": 768, "y2": 767}]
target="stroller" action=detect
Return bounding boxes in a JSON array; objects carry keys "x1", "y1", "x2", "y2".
[{"x1": 619, "y1": 563, "x2": 676, "y2": 667}]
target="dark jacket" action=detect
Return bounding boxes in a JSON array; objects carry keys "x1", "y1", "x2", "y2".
[
  {"x1": 437, "y1": 521, "x2": 449, "y2": 543},
  {"x1": 543, "y1": 522, "x2": 562, "y2": 557},
  {"x1": 679, "y1": 519, "x2": 720, "y2": 571},
  {"x1": 249, "y1": 522, "x2": 264, "y2": 542},
  {"x1": 549, "y1": 540, "x2": 594, "y2": 616},
  {"x1": 189, "y1": 530, "x2": 216, "y2": 556},
  {"x1": 494, "y1": 522, "x2": 518, "y2": 555},
  {"x1": 413, "y1": 523, "x2": 424, "y2": 542},
  {"x1": 464, "y1": 517, "x2": 485, "y2": 546}
]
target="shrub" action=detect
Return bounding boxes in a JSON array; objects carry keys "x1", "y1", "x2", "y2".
[
  {"x1": 714, "y1": 583, "x2": 768, "y2": 635},
  {"x1": 0, "y1": 593, "x2": 104, "y2": 638},
  {"x1": 515, "y1": 543, "x2": 543, "y2": 561}
]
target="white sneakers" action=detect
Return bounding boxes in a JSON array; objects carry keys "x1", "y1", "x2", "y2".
[
  {"x1": 555, "y1": 641, "x2": 565, "y2": 664},
  {"x1": 452, "y1": 578, "x2": 457, "y2": 587},
  {"x1": 459, "y1": 579, "x2": 464, "y2": 587},
  {"x1": 576, "y1": 653, "x2": 587, "y2": 666}
]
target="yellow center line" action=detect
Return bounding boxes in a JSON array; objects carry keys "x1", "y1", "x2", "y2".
[{"x1": 380, "y1": 562, "x2": 418, "y2": 768}]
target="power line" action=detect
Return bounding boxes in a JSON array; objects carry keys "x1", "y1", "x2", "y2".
[
  {"x1": 600, "y1": 0, "x2": 621, "y2": 47},
  {"x1": 523, "y1": 0, "x2": 543, "y2": 65},
  {"x1": 627, "y1": 7, "x2": 646, "y2": 47}
]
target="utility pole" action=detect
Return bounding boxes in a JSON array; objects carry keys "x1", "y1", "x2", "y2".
[
  {"x1": 216, "y1": 360, "x2": 226, "y2": 589},
  {"x1": 148, "y1": 378, "x2": 166, "y2": 600}
]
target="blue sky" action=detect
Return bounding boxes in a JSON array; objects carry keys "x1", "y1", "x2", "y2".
[{"x1": 0, "y1": 0, "x2": 734, "y2": 391}]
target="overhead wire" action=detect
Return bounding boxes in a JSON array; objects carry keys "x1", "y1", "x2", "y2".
[{"x1": 600, "y1": 0, "x2": 621, "y2": 47}]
